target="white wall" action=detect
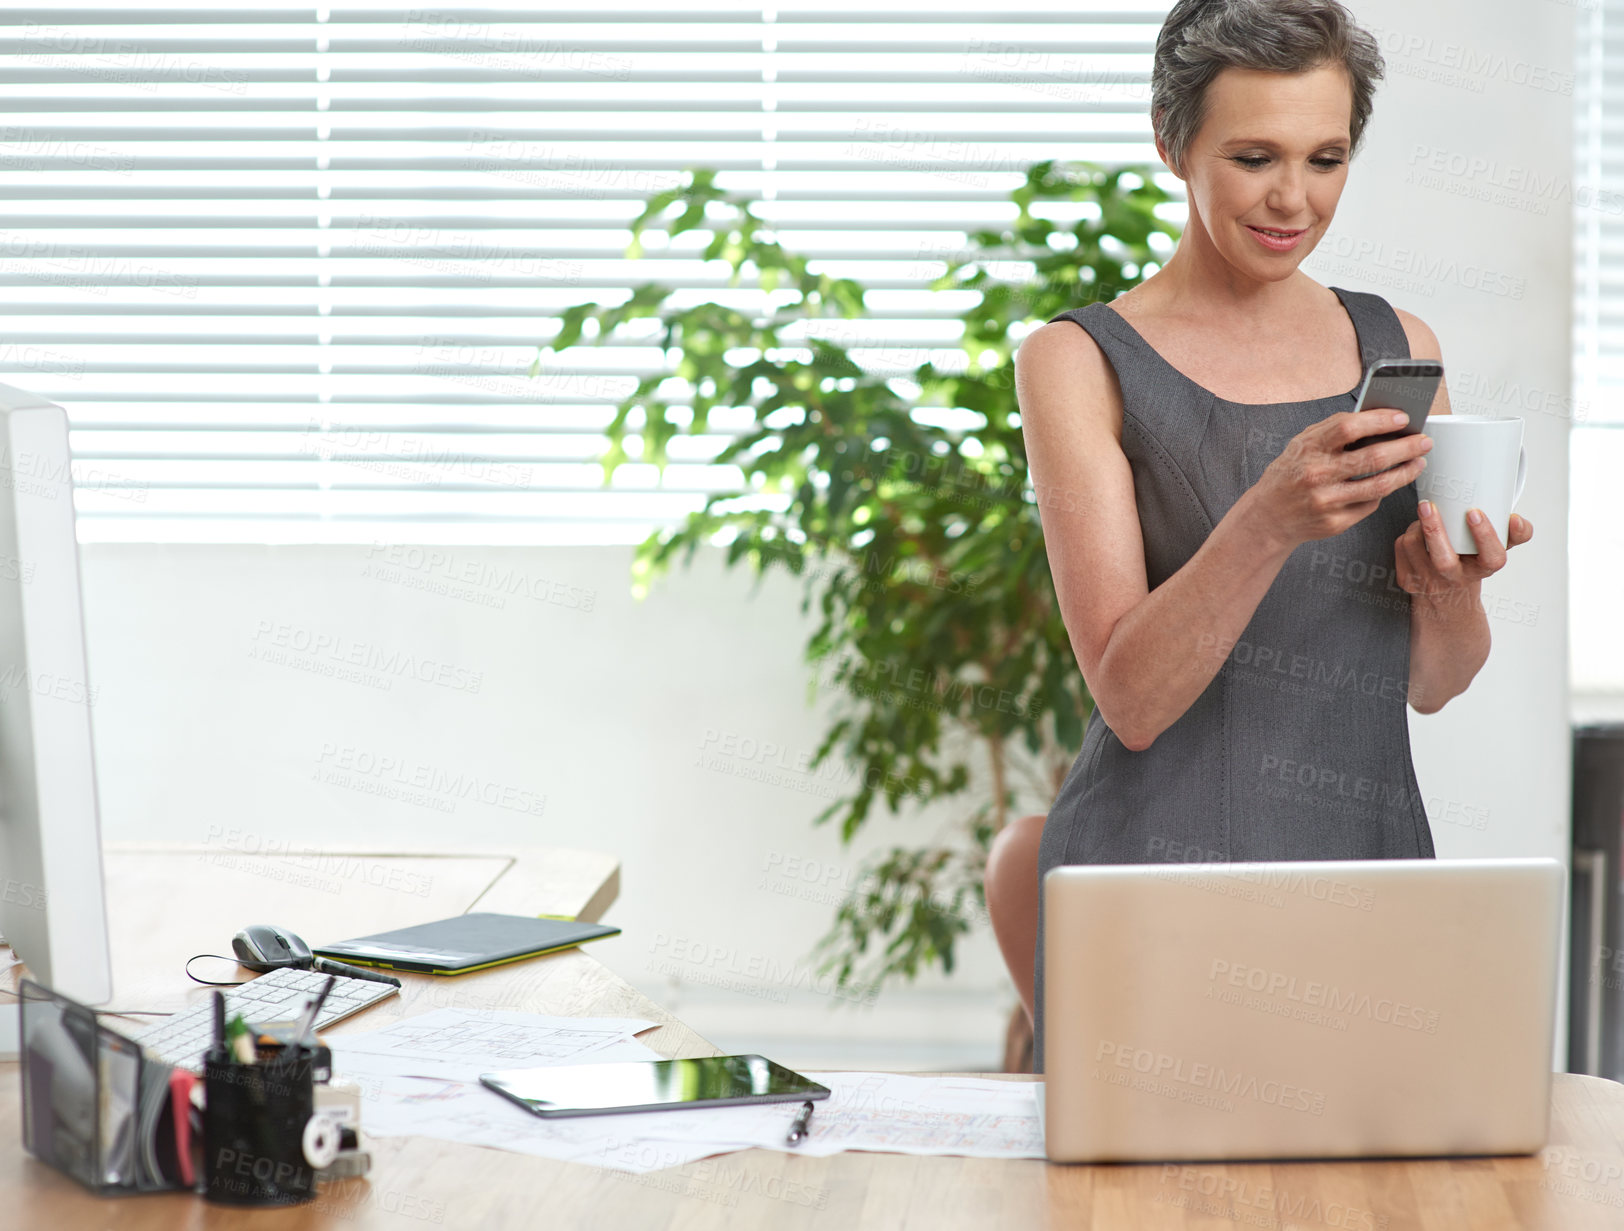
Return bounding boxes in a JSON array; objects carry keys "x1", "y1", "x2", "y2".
[
  {"x1": 74, "y1": 0, "x2": 1577, "y2": 1071},
  {"x1": 79, "y1": 542, "x2": 1012, "y2": 1071},
  {"x1": 1299, "y1": 0, "x2": 1574, "y2": 1054}
]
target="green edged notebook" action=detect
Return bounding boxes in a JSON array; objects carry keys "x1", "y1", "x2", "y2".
[{"x1": 312, "y1": 912, "x2": 620, "y2": 975}]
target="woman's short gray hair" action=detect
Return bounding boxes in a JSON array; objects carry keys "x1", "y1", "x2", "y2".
[{"x1": 1151, "y1": 0, "x2": 1385, "y2": 177}]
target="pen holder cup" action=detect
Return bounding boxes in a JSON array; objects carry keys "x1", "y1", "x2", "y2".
[{"x1": 202, "y1": 1045, "x2": 320, "y2": 1206}]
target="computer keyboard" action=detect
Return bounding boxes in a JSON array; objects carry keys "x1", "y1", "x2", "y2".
[{"x1": 130, "y1": 966, "x2": 400, "y2": 1071}]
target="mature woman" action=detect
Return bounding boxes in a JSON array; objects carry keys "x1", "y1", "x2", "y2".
[{"x1": 1008, "y1": 0, "x2": 1533, "y2": 1071}]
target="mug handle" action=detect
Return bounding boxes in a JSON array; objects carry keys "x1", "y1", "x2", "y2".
[{"x1": 1513, "y1": 445, "x2": 1527, "y2": 506}]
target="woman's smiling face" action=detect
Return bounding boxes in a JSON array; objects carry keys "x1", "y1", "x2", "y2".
[{"x1": 1162, "y1": 63, "x2": 1354, "y2": 281}]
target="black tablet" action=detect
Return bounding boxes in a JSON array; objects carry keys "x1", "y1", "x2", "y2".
[{"x1": 479, "y1": 1054, "x2": 831, "y2": 1118}]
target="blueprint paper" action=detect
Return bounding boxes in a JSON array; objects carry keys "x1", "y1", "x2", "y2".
[
  {"x1": 330, "y1": 1008, "x2": 655, "y2": 1083},
  {"x1": 333, "y1": 1034, "x2": 667, "y2": 1093},
  {"x1": 774, "y1": 1073, "x2": 1046, "y2": 1159},
  {"x1": 345, "y1": 1065, "x2": 733, "y2": 1172},
  {"x1": 336, "y1": 1030, "x2": 799, "y2": 1174},
  {"x1": 604, "y1": 1072, "x2": 1047, "y2": 1161},
  {"x1": 332, "y1": 1015, "x2": 1046, "y2": 1170}
]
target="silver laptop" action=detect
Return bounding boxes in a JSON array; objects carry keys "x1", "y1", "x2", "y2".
[{"x1": 1040, "y1": 857, "x2": 1564, "y2": 1163}]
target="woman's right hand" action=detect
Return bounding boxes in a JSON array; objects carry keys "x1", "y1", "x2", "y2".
[{"x1": 1245, "y1": 409, "x2": 1433, "y2": 550}]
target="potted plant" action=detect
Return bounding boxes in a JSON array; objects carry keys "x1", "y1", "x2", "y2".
[{"x1": 534, "y1": 160, "x2": 1180, "y2": 1062}]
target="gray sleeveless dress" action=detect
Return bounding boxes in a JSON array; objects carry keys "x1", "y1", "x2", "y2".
[{"x1": 1030, "y1": 285, "x2": 1437, "y2": 1072}]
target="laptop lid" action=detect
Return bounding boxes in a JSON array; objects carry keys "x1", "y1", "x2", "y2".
[{"x1": 1041, "y1": 857, "x2": 1564, "y2": 1163}]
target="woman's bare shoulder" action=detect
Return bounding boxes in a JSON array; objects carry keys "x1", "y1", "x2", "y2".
[
  {"x1": 1389, "y1": 306, "x2": 1453, "y2": 416},
  {"x1": 1390, "y1": 306, "x2": 1443, "y2": 360},
  {"x1": 1013, "y1": 315, "x2": 1125, "y2": 438}
]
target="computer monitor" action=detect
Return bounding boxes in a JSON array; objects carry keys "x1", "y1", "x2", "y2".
[{"x1": 0, "y1": 383, "x2": 113, "y2": 1056}]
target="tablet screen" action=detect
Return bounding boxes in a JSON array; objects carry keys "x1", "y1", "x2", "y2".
[{"x1": 480, "y1": 1054, "x2": 830, "y2": 1118}]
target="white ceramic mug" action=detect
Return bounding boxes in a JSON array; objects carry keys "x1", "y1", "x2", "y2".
[{"x1": 1414, "y1": 415, "x2": 1527, "y2": 555}]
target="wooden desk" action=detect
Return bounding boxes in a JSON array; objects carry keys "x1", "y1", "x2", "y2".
[{"x1": 5, "y1": 846, "x2": 1624, "y2": 1229}]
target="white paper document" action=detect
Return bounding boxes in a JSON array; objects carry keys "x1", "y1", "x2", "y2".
[
  {"x1": 775, "y1": 1072, "x2": 1046, "y2": 1160},
  {"x1": 330, "y1": 1008, "x2": 1046, "y2": 1172},
  {"x1": 566, "y1": 1071, "x2": 1046, "y2": 1163},
  {"x1": 341, "y1": 1043, "x2": 806, "y2": 1174},
  {"x1": 331, "y1": 1010, "x2": 803, "y2": 1173},
  {"x1": 332, "y1": 1007, "x2": 656, "y2": 1083}
]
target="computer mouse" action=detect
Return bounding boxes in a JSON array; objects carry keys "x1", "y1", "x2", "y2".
[{"x1": 232, "y1": 923, "x2": 313, "y2": 972}]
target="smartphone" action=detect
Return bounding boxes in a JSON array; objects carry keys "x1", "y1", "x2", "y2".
[
  {"x1": 1344, "y1": 359, "x2": 1443, "y2": 477},
  {"x1": 1347, "y1": 358, "x2": 1443, "y2": 447},
  {"x1": 480, "y1": 1054, "x2": 831, "y2": 1118}
]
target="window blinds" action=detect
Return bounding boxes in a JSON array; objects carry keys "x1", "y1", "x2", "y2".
[
  {"x1": 1574, "y1": 0, "x2": 1620, "y2": 425},
  {"x1": 0, "y1": 1, "x2": 1172, "y2": 543}
]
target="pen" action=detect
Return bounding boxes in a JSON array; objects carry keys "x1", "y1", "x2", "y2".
[
  {"x1": 212, "y1": 989, "x2": 226, "y2": 1056},
  {"x1": 785, "y1": 1100, "x2": 815, "y2": 1146},
  {"x1": 294, "y1": 975, "x2": 336, "y2": 1047}
]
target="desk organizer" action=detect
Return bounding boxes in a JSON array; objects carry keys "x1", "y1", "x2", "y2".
[
  {"x1": 201, "y1": 1041, "x2": 323, "y2": 1205},
  {"x1": 18, "y1": 978, "x2": 192, "y2": 1194}
]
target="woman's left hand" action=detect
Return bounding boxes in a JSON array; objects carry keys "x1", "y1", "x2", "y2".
[{"x1": 1394, "y1": 501, "x2": 1533, "y2": 607}]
